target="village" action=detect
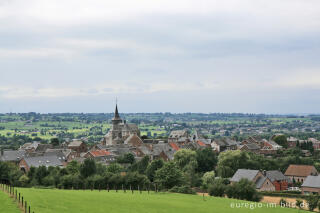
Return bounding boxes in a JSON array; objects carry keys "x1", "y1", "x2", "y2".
[{"x1": 1, "y1": 105, "x2": 320, "y2": 196}]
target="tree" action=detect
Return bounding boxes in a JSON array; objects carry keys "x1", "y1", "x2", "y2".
[
  {"x1": 146, "y1": 159, "x2": 164, "y2": 182},
  {"x1": 154, "y1": 161, "x2": 184, "y2": 189},
  {"x1": 273, "y1": 135, "x2": 288, "y2": 148},
  {"x1": 106, "y1": 163, "x2": 123, "y2": 174},
  {"x1": 50, "y1": 138, "x2": 60, "y2": 147},
  {"x1": 117, "y1": 153, "x2": 135, "y2": 164},
  {"x1": 131, "y1": 155, "x2": 150, "y2": 174},
  {"x1": 202, "y1": 171, "x2": 215, "y2": 189},
  {"x1": 66, "y1": 161, "x2": 80, "y2": 175},
  {"x1": 228, "y1": 179, "x2": 262, "y2": 202},
  {"x1": 174, "y1": 149, "x2": 198, "y2": 186},
  {"x1": 174, "y1": 149, "x2": 198, "y2": 171},
  {"x1": 125, "y1": 172, "x2": 149, "y2": 189},
  {"x1": 80, "y1": 158, "x2": 96, "y2": 178},
  {"x1": 35, "y1": 166, "x2": 48, "y2": 185},
  {"x1": 216, "y1": 150, "x2": 250, "y2": 178},
  {"x1": 196, "y1": 148, "x2": 217, "y2": 173}
]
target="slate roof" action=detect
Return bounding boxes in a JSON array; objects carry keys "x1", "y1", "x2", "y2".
[
  {"x1": 23, "y1": 155, "x2": 64, "y2": 168},
  {"x1": 68, "y1": 140, "x2": 83, "y2": 147},
  {"x1": 213, "y1": 138, "x2": 237, "y2": 147},
  {"x1": 285, "y1": 165, "x2": 317, "y2": 177},
  {"x1": 137, "y1": 145, "x2": 153, "y2": 155},
  {"x1": 255, "y1": 176, "x2": 267, "y2": 189},
  {"x1": 230, "y1": 169, "x2": 259, "y2": 182},
  {"x1": 169, "y1": 130, "x2": 188, "y2": 138},
  {"x1": 244, "y1": 143, "x2": 260, "y2": 150},
  {"x1": 266, "y1": 170, "x2": 287, "y2": 181},
  {"x1": 0, "y1": 150, "x2": 26, "y2": 162},
  {"x1": 302, "y1": 176, "x2": 320, "y2": 188},
  {"x1": 35, "y1": 144, "x2": 53, "y2": 152}
]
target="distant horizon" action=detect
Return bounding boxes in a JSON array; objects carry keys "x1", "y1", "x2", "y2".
[{"x1": 1, "y1": 110, "x2": 319, "y2": 116}]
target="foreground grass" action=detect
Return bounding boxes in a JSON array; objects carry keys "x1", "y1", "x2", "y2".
[
  {"x1": 16, "y1": 188, "x2": 305, "y2": 213},
  {"x1": 0, "y1": 191, "x2": 21, "y2": 213}
]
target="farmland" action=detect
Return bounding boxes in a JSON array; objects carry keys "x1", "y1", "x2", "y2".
[
  {"x1": 1, "y1": 113, "x2": 320, "y2": 150},
  {"x1": 15, "y1": 188, "x2": 306, "y2": 213}
]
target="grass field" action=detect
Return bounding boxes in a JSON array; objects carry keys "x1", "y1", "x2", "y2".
[
  {"x1": 15, "y1": 188, "x2": 306, "y2": 213},
  {"x1": 0, "y1": 191, "x2": 20, "y2": 213}
]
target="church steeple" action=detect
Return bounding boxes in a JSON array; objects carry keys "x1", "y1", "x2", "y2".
[
  {"x1": 112, "y1": 102, "x2": 122, "y2": 125},
  {"x1": 114, "y1": 104, "x2": 120, "y2": 119}
]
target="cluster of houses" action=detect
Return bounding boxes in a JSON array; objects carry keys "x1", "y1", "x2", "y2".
[
  {"x1": 230, "y1": 164, "x2": 320, "y2": 195},
  {"x1": 1, "y1": 105, "x2": 320, "y2": 195}
]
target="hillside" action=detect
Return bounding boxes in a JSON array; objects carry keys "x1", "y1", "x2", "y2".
[{"x1": 16, "y1": 188, "x2": 306, "y2": 213}]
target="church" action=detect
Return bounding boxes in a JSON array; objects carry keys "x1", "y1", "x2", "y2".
[{"x1": 101, "y1": 104, "x2": 141, "y2": 145}]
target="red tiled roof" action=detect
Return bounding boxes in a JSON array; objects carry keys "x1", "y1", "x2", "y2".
[
  {"x1": 284, "y1": 164, "x2": 317, "y2": 177},
  {"x1": 197, "y1": 140, "x2": 206, "y2": 147},
  {"x1": 90, "y1": 150, "x2": 111, "y2": 157},
  {"x1": 169, "y1": 142, "x2": 180, "y2": 151}
]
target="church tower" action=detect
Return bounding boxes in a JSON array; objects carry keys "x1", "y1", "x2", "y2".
[{"x1": 112, "y1": 104, "x2": 122, "y2": 125}]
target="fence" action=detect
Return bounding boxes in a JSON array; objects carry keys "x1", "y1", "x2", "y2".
[{"x1": 0, "y1": 181, "x2": 35, "y2": 213}]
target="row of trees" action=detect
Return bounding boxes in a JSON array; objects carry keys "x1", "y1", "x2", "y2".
[{"x1": 0, "y1": 148, "x2": 218, "y2": 193}]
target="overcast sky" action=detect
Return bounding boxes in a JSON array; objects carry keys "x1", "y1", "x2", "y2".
[{"x1": 0, "y1": 0, "x2": 320, "y2": 114}]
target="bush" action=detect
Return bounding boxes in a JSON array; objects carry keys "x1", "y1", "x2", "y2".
[
  {"x1": 42, "y1": 175, "x2": 55, "y2": 186},
  {"x1": 279, "y1": 198, "x2": 287, "y2": 207},
  {"x1": 306, "y1": 195, "x2": 319, "y2": 211},
  {"x1": 169, "y1": 186, "x2": 196, "y2": 195},
  {"x1": 295, "y1": 199, "x2": 303, "y2": 209},
  {"x1": 18, "y1": 175, "x2": 29, "y2": 187},
  {"x1": 208, "y1": 180, "x2": 226, "y2": 197}
]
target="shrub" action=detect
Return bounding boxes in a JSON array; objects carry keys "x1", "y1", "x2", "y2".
[
  {"x1": 306, "y1": 195, "x2": 319, "y2": 211},
  {"x1": 279, "y1": 198, "x2": 287, "y2": 207},
  {"x1": 42, "y1": 175, "x2": 55, "y2": 187},
  {"x1": 208, "y1": 180, "x2": 226, "y2": 197},
  {"x1": 295, "y1": 199, "x2": 303, "y2": 209},
  {"x1": 18, "y1": 175, "x2": 29, "y2": 187},
  {"x1": 169, "y1": 186, "x2": 196, "y2": 195}
]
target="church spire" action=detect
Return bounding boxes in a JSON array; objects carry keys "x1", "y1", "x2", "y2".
[{"x1": 114, "y1": 104, "x2": 120, "y2": 119}]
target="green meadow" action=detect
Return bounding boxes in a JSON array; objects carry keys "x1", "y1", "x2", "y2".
[
  {"x1": 15, "y1": 188, "x2": 305, "y2": 213},
  {"x1": 0, "y1": 191, "x2": 20, "y2": 213}
]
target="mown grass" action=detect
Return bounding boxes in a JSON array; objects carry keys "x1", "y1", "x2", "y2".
[
  {"x1": 16, "y1": 188, "x2": 306, "y2": 213},
  {"x1": 0, "y1": 190, "x2": 21, "y2": 213}
]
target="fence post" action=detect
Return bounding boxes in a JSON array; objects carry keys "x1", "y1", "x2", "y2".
[
  {"x1": 19, "y1": 193, "x2": 20, "y2": 203},
  {"x1": 29, "y1": 205, "x2": 30, "y2": 213},
  {"x1": 25, "y1": 201, "x2": 27, "y2": 213},
  {"x1": 22, "y1": 196, "x2": 24, "y2": 207}
]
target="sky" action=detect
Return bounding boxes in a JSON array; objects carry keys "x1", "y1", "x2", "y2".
[{"x1": 0, "y1": 0, "x2": 320, "y2": 114}]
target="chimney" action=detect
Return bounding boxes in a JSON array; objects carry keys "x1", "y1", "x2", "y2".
[{"x1": 263, "y1": 170, "x2": 266, "y2": 176}]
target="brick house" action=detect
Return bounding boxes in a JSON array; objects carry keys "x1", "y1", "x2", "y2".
[
  {"x1": 284, "y1": 164, "x2": 318, "y2": 183},
  {"x1": 68, "y1": 140, "x2": 87, "y2": 154},
  {"x1": 265, "y1": 170, "x2": 288, "y2": 191}
]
